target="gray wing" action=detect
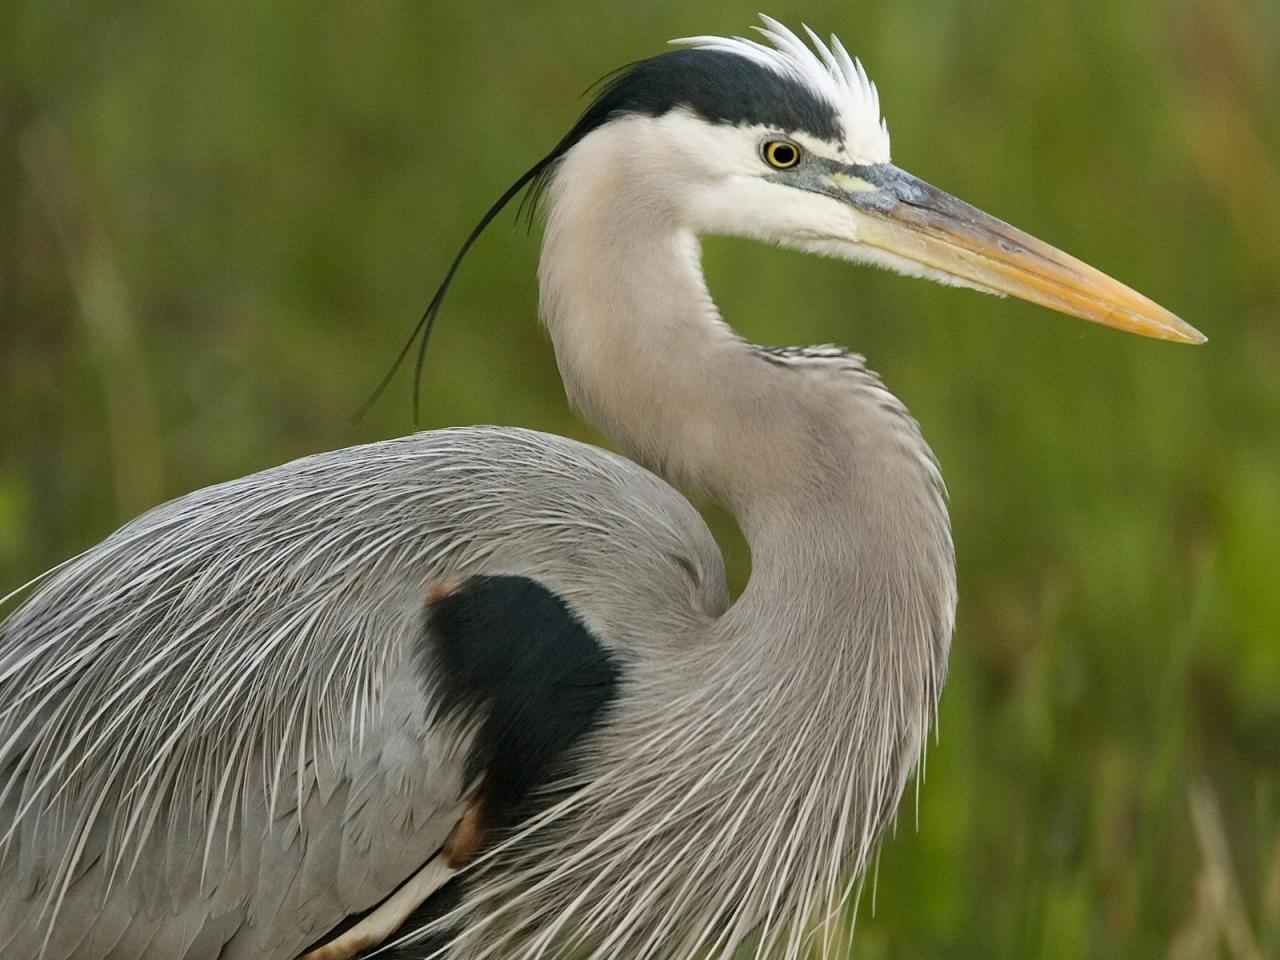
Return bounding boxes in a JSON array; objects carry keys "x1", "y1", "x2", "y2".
[{"x1": 0, "y1": 427, "x2": 726, "y2": 960}]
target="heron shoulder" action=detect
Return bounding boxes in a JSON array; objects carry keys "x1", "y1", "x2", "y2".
[
  {"x1": 369, "y1": 426, "x2": 730, "y2": 639},
  {"x1": 0, "y1": 425, "x2": 727, "y2": 959}
]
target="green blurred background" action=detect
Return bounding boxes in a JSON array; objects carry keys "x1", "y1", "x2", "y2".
[{"x1": 2, "y1": 0, "x2": 1277, "y2": 956}]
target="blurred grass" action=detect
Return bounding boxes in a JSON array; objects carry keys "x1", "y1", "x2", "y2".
[{"x1": 1, "y1": 0, "x2": 1278, "y2": 957}]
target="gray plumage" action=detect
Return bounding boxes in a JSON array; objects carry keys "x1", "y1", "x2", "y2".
[
  {"x1": 1, "y1": 429, "x2": 732, "y2": 958},
  {"x1": 0, "y1": 15, "x2": 1199, "y2": 960}
]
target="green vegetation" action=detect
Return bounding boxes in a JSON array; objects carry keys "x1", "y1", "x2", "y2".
[{"x1": 2, "y1": 1, "x2": 1276, "y2": 956}]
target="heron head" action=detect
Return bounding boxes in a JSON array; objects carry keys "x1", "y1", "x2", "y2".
[
  {"x1": 540, "y1": 16, "x2": 1202, "y2": 344},
  {"x1": 399, "y1": 13, "x2": 1200, "y2": 408}
]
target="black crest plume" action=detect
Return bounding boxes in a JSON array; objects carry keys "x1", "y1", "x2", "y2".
[{"x1": 358, "y1": 48, "x2": 841, "y2": 423}]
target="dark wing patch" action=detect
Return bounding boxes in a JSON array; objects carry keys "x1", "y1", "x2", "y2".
[
  {"x1": 419, "y1": 575, "x2": 623, "y2": 837},
  {"x1": 306, "y1": 569, "x2": 624, "y2": 959}
]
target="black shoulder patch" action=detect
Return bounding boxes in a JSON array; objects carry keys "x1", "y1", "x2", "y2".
[
  {"x1": 419, "y1": 575, "x2": 623, "y2": 836},
  {"x1": 560, "y1": 49, "x2": 841, "y2": 152}
]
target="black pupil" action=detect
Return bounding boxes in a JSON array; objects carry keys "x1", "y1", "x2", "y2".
[{"x1": 771, "y1": 144, "x2": 796, "y2": 166}]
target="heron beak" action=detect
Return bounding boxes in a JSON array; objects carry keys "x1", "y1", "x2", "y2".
[{"x1": 835, "y1": 165, "x2": 1205, "y2": 344}]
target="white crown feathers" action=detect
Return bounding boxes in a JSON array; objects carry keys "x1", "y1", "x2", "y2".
[{"x1": 673, "y1": 15, "x2": 891, "y2": 164}]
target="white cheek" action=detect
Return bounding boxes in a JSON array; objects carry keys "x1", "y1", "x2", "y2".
[
  {"x1": 632, "y1": 111, "x2": 771, "y2": 178},
  {"x1": 683, "y1": 178, "x2": 855, "y2": 244}
]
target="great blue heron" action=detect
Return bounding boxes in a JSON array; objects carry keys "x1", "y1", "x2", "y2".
[{"x1": 0, "y1": 16, "x2": 1203, "y2": 960}]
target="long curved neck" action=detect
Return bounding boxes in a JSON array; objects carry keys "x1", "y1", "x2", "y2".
[
  {"x1": 539, "y1": 158, "x2": 759, "y2": 506},
  {"x1": 531, "y1": 137, "x2": 957, "y2": 946},
  {"x1": 539, "y1": 131, "x2": 955, "y2": 663},
  {"x1": 477, "y1": 128, "x2": 961, "y2": 952}
]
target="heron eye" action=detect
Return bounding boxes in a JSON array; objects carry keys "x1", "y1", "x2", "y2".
[{"x1": 762, "y1": 140, "x2": 801, "y2": 170}]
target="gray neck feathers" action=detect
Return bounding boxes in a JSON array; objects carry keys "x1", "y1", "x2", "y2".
[
  {"x1": 484, "y1": 123, "x2": 960, "y2": 954},
  {"x1": 539, "y1": 124, "x2": 954, "y2": 670}
]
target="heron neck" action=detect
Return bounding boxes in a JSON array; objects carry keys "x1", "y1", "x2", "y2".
[
  {"x1": 539, "y1": 156, "x2": 790, "y2": 514},
  {"x1": 514, "y1": 123, "x2": 956, "y2": 956},
  {"x1": 539, "y1": 136, "x2": 954, "y2": 666}
]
